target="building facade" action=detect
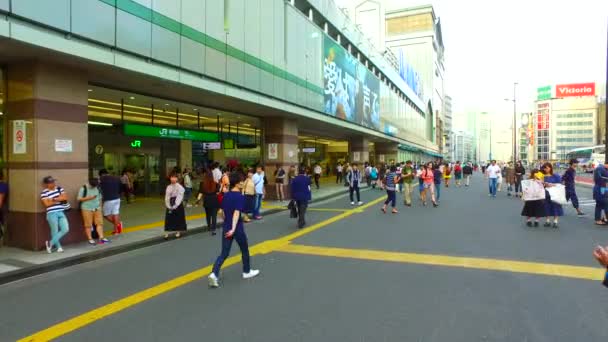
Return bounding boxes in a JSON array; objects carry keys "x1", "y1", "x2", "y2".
[
  {"x1": 452, "y1": 130, "x2": 474, "y2": 163},
  {"x1": 0, "y1": 0, "x2": 442, "y2": 250},
  {"x1": 444, "y1": 95, "x2": 453, "y2": 160}
]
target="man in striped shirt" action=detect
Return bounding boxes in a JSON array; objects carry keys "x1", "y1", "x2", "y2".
[{"x1": 40, "y1": 176, "x2": 70, "y2": 253}]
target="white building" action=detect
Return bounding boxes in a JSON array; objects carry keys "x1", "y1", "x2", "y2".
[
  {"x1": 444, "y1": 95, "x2": 453, "y2": 159},
  {"x1": 452, "y1": 130, "x2": 474, "y2": 163}
]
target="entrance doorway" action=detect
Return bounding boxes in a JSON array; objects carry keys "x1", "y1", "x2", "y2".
[{"x1": 101, "y1": 153, "x2": 161, "y2": 197}]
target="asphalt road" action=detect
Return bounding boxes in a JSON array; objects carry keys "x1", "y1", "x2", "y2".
[{"x1": 2, "y1": 174, "x2": 608, "y2": 342}]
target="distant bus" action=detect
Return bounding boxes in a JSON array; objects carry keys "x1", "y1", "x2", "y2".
[{"x1": 565, "y1": 145, "x2": 605, "y2": 173}]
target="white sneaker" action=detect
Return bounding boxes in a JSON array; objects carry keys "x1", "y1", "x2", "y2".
[
  {"x1": 45, "y1": 241, "x2": 52, "y2": 254},
  {"x1": 350, "y1": 202, "x2": 355, "y2": 205},
  {"x1": 358, "y1": 201, "x2": 363, "y2": 205},
  {"x1": 242, "y1": 269, "x2": 260, "y2": 279},
  {"x1": 57, "y1": 247, "x2": 64, "y2": 253},
  {"x1": 208, "y1": 273, "x2": 219, "y2": 288}
]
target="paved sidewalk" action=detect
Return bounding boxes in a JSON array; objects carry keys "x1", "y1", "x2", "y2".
[{"x1": 0, "y1": 180, "x2": 364, "y2": 283}]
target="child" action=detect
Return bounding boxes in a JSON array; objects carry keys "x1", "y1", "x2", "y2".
[{"x1": 521, "y1": 169, "x2": 546, "y2": 227}]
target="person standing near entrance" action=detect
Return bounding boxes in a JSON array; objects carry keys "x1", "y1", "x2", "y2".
[
  {"x1": 274, "y1": 165, "x2": 286, "y2": 202},
  {"x1": 381, "y1": 166, "x2": 400, "y2": 214},
  {"x1": 291, "y1": 167, "x2": 312, "y2": 228},
  {"x1": 164, "y1": 173, "x2": 187, "y2": 239},
  {"x1": 252, "y1": 166, "x2": 265, "y2": 220},
  {"x1": 99, "y1": 169, "x2": 123, "y2": 235},
  {"x1": 0, "y1": 173, "x2": 7, "y2": 241},
  {"x1": 336, "y1": 163, "x2": 344, "y2": 184},
  {"x1": 77, "y1": 178, "x2": 109, "y2": 245},
  {"x1": 347, "y1": 163, "x2": 363, "y2": 205},
  {"x1": 401, "y1": 160, "x2": 415, "y2": 207},
  {"x1": 486, "y1": 160, "x2": 501, "y2": 198},
  {"x1": 40, "y1": 176, "x2": 70, "y2": 253},
  {"x1": 208, "y1": 172, "x2": 260, "y2": 288},
  {"x1": 562, "y1": 159, "x2": 585, "y2": 217},
  {"x1": 463, "y1": 162, "x2": 473, "y2": 187},
  {"x1": 200, "y1": 170, "x2": 221, "y2": 235},
  {"x1": 313, "y1": 163, "x2": 322, "y2": 189},
  {"x1": 183, "y1": 168, "x2": 193, "y2": 208}
]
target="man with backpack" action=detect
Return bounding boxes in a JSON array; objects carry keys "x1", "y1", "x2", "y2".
[{"x1": 77, "y1": 178, "x2": 109, "y2": 245}]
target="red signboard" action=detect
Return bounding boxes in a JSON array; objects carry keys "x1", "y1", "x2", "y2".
[{"x1": 555, "y1": 82, "x2": 595, "y2": 98}]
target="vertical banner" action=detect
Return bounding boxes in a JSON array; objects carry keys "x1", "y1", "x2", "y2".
[
  {"x1": 268, "y1": 143, "x2": 278, "y2": 160},
  {"x1": 13, "y1": 120, "x2": 26, "y2": 154}
]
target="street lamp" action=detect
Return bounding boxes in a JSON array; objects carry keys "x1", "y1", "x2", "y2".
[{"x1": 505, "y1": 82, "x2": 518, "y2": 164}]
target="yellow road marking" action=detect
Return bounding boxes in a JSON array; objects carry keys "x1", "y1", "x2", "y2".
[
  {"x1": 103, "y1": 213, "x2": 205, "y2": 236},
  {"x1": 275, "y1": 244, "x2": 605, "y2": 281},
  {"x1": 19, "y1": 196, "x2": 386, "y2": 342}
]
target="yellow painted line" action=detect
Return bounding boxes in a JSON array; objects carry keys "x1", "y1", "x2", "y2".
[
  {"x1": 102, "y1": 213, "x2": 205, "y2": 236},
  {"x1": 19, "y1": 195, "x2": 386, "y2": 342},
  {"x1": 275, "y1": 244, "x2": 605, "y2": 281}
]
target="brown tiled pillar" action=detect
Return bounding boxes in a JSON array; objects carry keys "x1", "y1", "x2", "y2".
[
  {"x1": 5, "y1": 62, "x2": 89, "y2": 250},
  {"x1": 263, "y1": 118, "x2": 299, "y2": 200},
  {"x1": 374, "y1": 142, "x2": 399, "y2": 166},
  {"x1": 348, "y1": 137, "x2": 370, "y2": 164}
]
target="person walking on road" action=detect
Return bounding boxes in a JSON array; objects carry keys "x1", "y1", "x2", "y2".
[
  {"x1": 200, "y1": 170, "x2": 221, "y2": 235},
  {"x1": 420, "y1": 162, "x2": 438, "y2": 207},
  {"x1": 291, "y1": 167, "x2": 312, "y2": 228},
  {"x1": 463, "y1": 162, "x2": 473, "y2": 187},
  {"x1": 370, "y1": 165, "x2": 379, "y2": 189},
  {"x1": 433, "y1": 164, "x2": 443, "y2": 204},
  {"x1": 313, "y1": 163, "x2": 322, "y2": 189},
  {"x1": 486, "y1": 160, "x2": 501, "y2": 198},
  {"x1": 77, "y1": 178, "x2": 109, "y2": 245},
  {"x1": 164, "y1": 173, "x2": 187, "y2": 239},
  {"x1": 336, "y1": 163, "x2": 344, "y2": 184},
  {"x1": 381, "y1": 166, "x2": 400, "y2": 214},
  {"x1": 454, "y1": 161, "x2": 463, "y2": 187},
  {"x1": 208, "y1": 172, "x2": 260, "y2": 288},
  {"x1": 505, "y1": 162, "x2": 516, "y2": 197},
  {"x1": 514, "y1": 161, "x2": 525, "y2": 197},
  {"x1": 593, "y1": 162, "x2": 608, "y2": 225},
  {"x1": 562, "y1": 159, "x2": 585, "y2": 217},
  {"x1": 401, "y1": 160, "x2": 415, "y2": 207},
  {"x1": 521, "y1": 169, "x2": 546, "y2": 227},
  {"x1": 542, "y1": 162, "x2": 563, "y2": 228},
  {"x1": 347, "y1": 163, "x2": 363, "y2": 205},
  {"x1": 443, "y1": 163, "x2": 452, "y2": 188},
  {"x1": 41, "y1": 176, "x2": 70, "y2": 253}
]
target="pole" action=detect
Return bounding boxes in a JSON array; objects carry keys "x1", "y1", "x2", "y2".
[{"x1": 513, "y1": 82, "x2": 518, "y2": 164}]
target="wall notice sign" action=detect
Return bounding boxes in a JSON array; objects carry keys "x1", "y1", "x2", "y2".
[
  {"x1": 55, "y1": 139, "x2": 73, "y2": 152},
  {"x1": 13, "y1": 120, "x2": 26, "y2": 154},
  {"x1": 379, "y1": 154, "x2": 385, "y2": 163},
  {"x1": 268, "y1": 143, "x2": 278, "y2": 160},
  {"x1": 353, "y1": 151, "x2": 361, "y2": 162},
  {"x1": 302, "y1": 147, "x2": 316, "y2": 153}
]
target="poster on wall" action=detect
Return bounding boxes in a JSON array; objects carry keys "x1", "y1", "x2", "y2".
[
  {"x1": 268, "y1": 143, "x2": 278, "y2": 160},
  {"x1": 323, "y1": 36, "x2": 380, "y2": 130},
  {"x1": 13, "y1": 120, "x2": 26, "y2": 154},
  {"x1": 55, "y1": 139, "x2": 73, "y2": 152},
  {"x1": 353, "y1": 151, "x2": 361, "y2": 162}
]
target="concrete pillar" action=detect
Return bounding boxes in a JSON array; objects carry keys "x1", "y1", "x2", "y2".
[
  {"x1": 5, "y1": 62, "x2": 89, "y2": 250},
  {"x1": 263, "y1": 118, "x2": 299, "y2": 200},
  {"x1": 179, "y1": 140, "x2": 192, "y2": 170},
  {"x1": 348, "y1": 137, "x2": 369, "y2": 164},
  {"x1": 374, "y1": 142, "x2": 399, "y2": 166}
]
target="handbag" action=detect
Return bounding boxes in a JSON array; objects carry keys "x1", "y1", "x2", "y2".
[{"x1": 546, "y1": 184, "x2": 567, "y2": 205}]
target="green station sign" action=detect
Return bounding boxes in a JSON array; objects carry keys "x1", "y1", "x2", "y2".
[
  {"x1": 537, "y1": 86, "x2": 552, "y2": 101},
  {"x1": 124, "y1": 123, "x2": 219, "y2": 142}
]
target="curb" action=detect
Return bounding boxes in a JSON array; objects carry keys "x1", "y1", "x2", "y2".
[{"x1": 0, "y1": 187, "x2": 362, "y2": 286}]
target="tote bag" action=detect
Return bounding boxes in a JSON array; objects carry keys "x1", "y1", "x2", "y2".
[{"x1": 547, "y1": 184, "x2": 567, "y2": 205}]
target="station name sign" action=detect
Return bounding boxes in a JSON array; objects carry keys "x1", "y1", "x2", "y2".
[
  {"x1": 123, "y1": 123, "x2": 219, "y2": 142},
  {"x1": 555, "y1": 82, "x2": 595, "y2": 98}
]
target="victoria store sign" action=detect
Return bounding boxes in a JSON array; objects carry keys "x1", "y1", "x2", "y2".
[{"x1": 555, "y1": 82, "x2": 595, "y2": 98}]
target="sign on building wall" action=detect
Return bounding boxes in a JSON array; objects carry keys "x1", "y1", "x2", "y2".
[
  {"x1": 555, "y1": 83, "x2": 595, "y2": 98},
  {"x1": 123, "y1": 123, "x2": 219, "y2": 141},
  {"x1": 268, "y1": 143, "x2": 278, "y2": 160},
  {"x1": 12, "y1": 120, "x2": 26, "y2": 154},
  {"x1": 537, "y1": 86, "x2": 552, "y2": 101},
  {"x1": 55, "y1": 139, "x2": 73, "y2": 152},
  {"x1": 353, "y1": 151, "x2": 361, "y2": 162},
  {"x1": 323, "y1": 35, "x2": 380, "y2": 130}
]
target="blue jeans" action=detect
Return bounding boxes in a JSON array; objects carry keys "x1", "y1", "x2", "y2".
[
  {"x1": 384, "y1": 190, "x2": 396, "y2": 207},
  {"x1": 253, "y1": 194, "x2": 263, "y2": 217},
  {"x1": 212, "y1": 227, "x2": 250, "y2": 276},
  {"x1": 489, "y1": 178, "x2": 498, "y2": 197},
  {"x1": 435, "y1": 183, "x2": 441, "y2": 201},
  {"x1": 184, "y1": 187, "x2": 193, "y2": 202},
  {"x1": 46, "y1": 211, "x2": 69, "y2": 249}
]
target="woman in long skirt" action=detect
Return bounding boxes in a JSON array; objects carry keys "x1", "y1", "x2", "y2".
[
  {"x1": 542, "y1": 162, "x2": 563, "y2": 228},
  {"x1": 521, "y1": 169, "x2": 546, "y2": 227},
  {"x1": 164, "y1": 173, "x2": 187, "y2": 239}
]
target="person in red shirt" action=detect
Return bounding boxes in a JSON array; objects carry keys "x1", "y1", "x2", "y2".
[{"x1": 453, "y1": 161, "x2": 463, "y2": 187}]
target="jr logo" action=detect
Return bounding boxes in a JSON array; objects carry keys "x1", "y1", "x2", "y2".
[{"x1": 159, "y1": 128, "x2": 168, "y2": 135}]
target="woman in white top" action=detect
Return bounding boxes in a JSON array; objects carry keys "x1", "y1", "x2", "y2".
[{"x1": 164, "y1": 173, "x2": 187, "y2": 239}]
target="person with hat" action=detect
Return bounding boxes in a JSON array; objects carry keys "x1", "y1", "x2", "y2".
[
  {"x1": 562, "y1": 158, "x2": 585, "y2": 217},
  {"x1": 40, "y1": 176, "x2": 70, "y2": 253}
]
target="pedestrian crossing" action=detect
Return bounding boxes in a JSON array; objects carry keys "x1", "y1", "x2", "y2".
[{"x1": 577, "y1": 198, "x2": 596, "y2": 207}]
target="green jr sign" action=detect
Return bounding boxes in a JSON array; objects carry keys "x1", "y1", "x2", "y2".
[
  {"x1": 123, "y1": 123, "x2": 219, "y2": 142},
  {"x1": 537, "y1": 86, "x2": 552, "y2": 101}
]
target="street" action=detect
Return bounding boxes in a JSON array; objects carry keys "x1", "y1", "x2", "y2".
[{"x1": 3, "y1": 174, "x2": 608, "y2": 342}]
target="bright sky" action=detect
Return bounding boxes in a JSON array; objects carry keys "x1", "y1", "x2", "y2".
[{"x1": 383, "y1": 0, "x2": 608, "y2": 129}]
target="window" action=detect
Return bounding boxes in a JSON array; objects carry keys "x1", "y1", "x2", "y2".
[
  {"x1": 556, "y1": 121, "x2": 593, "y2": 126},
  {"x1": 556, "y1": 113, "x2": 593, "y2": 119}
]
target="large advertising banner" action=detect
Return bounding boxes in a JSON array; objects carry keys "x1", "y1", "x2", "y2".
[
  {"x1": 323, "y1": 36, "x2": 380, "y2": 130},
  {"x1": 555, "y1": 82, "x2": 595, "y2": 98}
]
